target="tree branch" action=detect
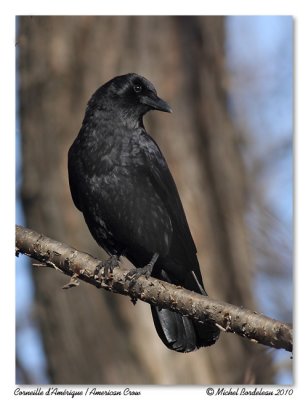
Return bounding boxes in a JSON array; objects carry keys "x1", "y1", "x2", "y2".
[{"x1": 15, "y1": 224, "x2": 293, "y2": 353}]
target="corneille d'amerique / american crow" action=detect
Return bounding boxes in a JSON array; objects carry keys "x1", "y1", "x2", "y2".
[{"x1": 68, "y1": 73, "x2": 220, "y2": 352}]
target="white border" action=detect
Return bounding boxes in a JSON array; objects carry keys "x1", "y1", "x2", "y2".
[
  {"x1": 1, "y1": 1, "x2": 306, "y2": 398},
  {"x1": 0, "y1": 0, "x2": 301, "y2": 16}
]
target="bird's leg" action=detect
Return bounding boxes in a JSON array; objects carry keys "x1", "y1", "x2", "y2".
[
  {"x1": 126, "y1": 252, "x2": 159, "y2": 282},
  {"x1": 94, "y1": 255, "x2": 120, "y2": 281}
]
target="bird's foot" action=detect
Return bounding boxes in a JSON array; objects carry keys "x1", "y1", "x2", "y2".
[
  {"x1": 125, "y1": 253, "x2": 159, "y2": 287},
  {"x1": 126, "y1": 264, "x2": 152, "y2": 281},
  {"x1": 125, "y1": 263, "x2": 154, "y2": 305},
  {"x1": 94, "y1": 255, "x2": 120, "y2": 281}
]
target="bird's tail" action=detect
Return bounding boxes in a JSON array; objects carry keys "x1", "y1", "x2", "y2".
[{"x1": 151, "y1": 269, "x2": 220, "y2": 352}]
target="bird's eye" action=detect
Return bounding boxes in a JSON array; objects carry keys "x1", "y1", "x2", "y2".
[{"x1": 133, "y1": 84, "x2": 142, "y2": 93}]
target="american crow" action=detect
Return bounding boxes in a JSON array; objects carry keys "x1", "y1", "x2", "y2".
[{"x1": 68, "y1": 73, "x2": 220, "y2": 352}]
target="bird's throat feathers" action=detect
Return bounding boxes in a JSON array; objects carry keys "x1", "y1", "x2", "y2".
[{"x1": 83, "y1": 108, "x2": 145, "y2": 143}]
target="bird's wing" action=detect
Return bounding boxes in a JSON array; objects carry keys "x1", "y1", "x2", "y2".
[
  {"x1": 142, "y1": 134, "x2": 197, "y2": 261},
  {"x1": 68, "y1": 143, "x2": 83, "y2": 212}
]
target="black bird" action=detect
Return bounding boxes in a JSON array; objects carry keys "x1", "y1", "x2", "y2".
[{"x1": 68, "y1": 73, "x2": 220, "y2": 352}]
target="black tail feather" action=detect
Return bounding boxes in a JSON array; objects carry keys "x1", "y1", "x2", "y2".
[
  {"x1": 151, "y1": 305, "x2": 219, "y2": 352},
  {"x1": 151, "y1": 269, "x2": 220, "y2": 352}
]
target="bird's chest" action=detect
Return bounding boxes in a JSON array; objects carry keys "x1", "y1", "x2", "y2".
[
  {"x1": 84, "y1": 130, "x2": 144, "y2": 175},
  {"x1": 79, "y1": 134, "x2": 148, "y2": 210},
  {"x1": 73, "y1": 130, "x2": 172, "y2": 257}
]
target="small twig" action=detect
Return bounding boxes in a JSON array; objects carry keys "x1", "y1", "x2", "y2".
[{"x1": 62, "y1": 273, "x2": 80, "y2": 289}]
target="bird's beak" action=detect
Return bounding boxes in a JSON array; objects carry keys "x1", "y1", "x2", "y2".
[{"x1": 141, "y1": 94, "x2": 172, "y2": 113}]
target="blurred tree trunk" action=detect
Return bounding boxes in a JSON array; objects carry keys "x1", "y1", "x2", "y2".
[{"x1": 17, "y1": 16, "x2": 274, "y2": 384}]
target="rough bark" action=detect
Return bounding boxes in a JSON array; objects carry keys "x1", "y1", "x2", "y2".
[
  {"x1": 16, "y1": 225, "x2": 293, "y2": 353},
  {"x1": 17, "y1": 16, "x2": 276, "y2": 384}
]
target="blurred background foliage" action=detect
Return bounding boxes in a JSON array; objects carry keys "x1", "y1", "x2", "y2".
[{"x1": 15, "y1": 16, "x2": 292, "y2": 385}]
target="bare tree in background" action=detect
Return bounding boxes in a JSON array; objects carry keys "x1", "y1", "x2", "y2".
[
  {"x1": 226, "y1": 17, "x2": 293, "y2": 381},
  {"x1": 17, "y1": 16, "x2": 277, "y2": 384}
]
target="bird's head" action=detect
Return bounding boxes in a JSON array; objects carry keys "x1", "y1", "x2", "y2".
[{"x1": 88, "y1": 73, "x2": 172, "y2": 123}]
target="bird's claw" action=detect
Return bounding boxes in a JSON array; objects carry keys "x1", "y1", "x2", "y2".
[
  {"x1": 125, "y1": 252, "x2": 158, "y2": 288},
  {"x1": 125, "y1": 262, "x2": 155, "y2": 293},
  {"x1": 126, "y1": 263, "x2": 153, "y2": 281},
  {"x1": 94, "y1": 255, "x2": 119, "y2": 281}
]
